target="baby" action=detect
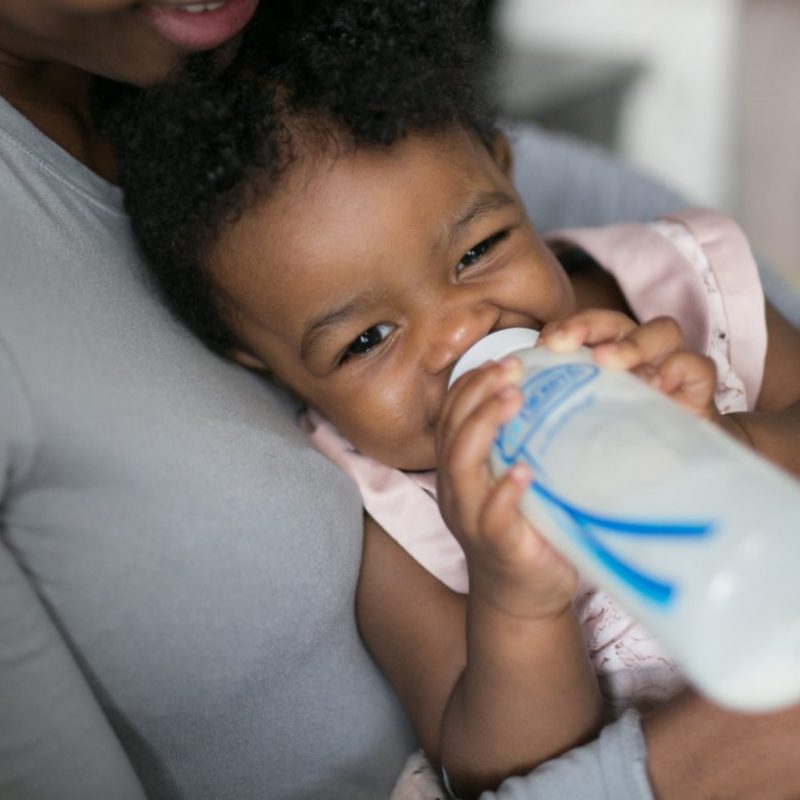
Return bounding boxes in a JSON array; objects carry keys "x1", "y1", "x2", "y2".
[{"x1": 110, "y1": 1, "x2": 800, "y2": 796}]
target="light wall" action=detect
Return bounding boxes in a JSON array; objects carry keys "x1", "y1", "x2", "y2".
[
  {"x1": 496, "y1": 0, "x2": 741, "y2": 209},
  {"x1": 738, "y1": 0, "x2": 800, "y2": 291}
]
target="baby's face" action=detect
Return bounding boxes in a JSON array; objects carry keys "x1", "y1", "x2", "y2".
[{"x1": 211, "y1": 128, "x2": 575, "y2": 471}]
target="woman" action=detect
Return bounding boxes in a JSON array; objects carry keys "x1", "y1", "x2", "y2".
[{"x1": 1, "y1": 2, "x2": 798, "y2": 798}]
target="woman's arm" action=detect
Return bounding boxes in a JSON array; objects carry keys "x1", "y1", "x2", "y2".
[
  {"x1": 0, "y1": 543, "x2": 148, "y2": 800},
  {"x1": 723, "y1": 301, "x2": 800, "y2": 476},
  {"x1": 0, "y1": 342, "x2": 147, "y2": 800},
  {"x1": 476, "y1": 692, "x2": 800, "y2": 800},
  {"x1": 644, "y1": 690, "x2": 800, "y2": 800}
]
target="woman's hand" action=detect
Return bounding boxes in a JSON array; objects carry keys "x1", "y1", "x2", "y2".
[
  {"x1": 436, "y1": 358, "x2": 578, "y2": 621},
  {"x1": 539, "y1": 309, "x2": 722, "y2": 423}
]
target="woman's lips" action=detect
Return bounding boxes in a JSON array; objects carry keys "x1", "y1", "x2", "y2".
[{"x1": 142, "y1": 0, "x2": 260, "y2": 52}]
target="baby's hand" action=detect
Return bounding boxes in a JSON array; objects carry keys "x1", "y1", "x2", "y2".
[
  {"x1": 539, "y1": 310, "x2": 720, "y2": 423},
  {"x1": 436, "y1": 359, "x2": 578, "y2": 620}
]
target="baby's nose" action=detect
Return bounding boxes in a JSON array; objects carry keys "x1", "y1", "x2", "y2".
[{"x1": 424, "y1": 308, "x2": 497, "y2": 377}]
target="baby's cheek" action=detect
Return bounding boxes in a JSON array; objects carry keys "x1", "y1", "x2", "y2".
[
  {"x1": 357, "y1": 416, "x2": 435, "y2": 472},
  {"x1": 391, "y1": 425, "x2": 437, "y2": 472},
  {"x1": 336, "y1": 381, "x2": 435, "y2": 469}
]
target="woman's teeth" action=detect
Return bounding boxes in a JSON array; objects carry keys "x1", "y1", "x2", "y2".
[{"x1": 177, "y1": 1, "x2": 227, "y2": 12}]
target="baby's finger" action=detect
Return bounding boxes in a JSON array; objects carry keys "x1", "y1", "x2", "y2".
[
  {"x1": 437, "y1": 385, "x2": 523, "y2": 539},
  {"x1": 656, "y1": 351, "x2": 718, "y2": 419},
  {"x1": 438, "y1": 357, "x2": 521, "y2": 455},
  {"x1": 476, "y1": 462, "x2": 533, "y2": 555},
  {"x1": 539, "y1": 310, "x2": 637, "y2": 353},
  {"x1": 593, "y1": 316, "x2": 684, "y2": 371},
  {"x1": 479, "y1": 468, "x2": 579, "y2": 596},
  {"x1": 440, "y1": 383, "x2": 522, "y2": 482}
]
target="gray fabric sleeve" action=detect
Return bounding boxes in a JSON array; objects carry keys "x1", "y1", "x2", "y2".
[
  {"x1": 0, "y1": 342, "x2": 147, "y2": 800},
  {"x1": 507, "y1": 122, "x2": 800, "y2": 326},
  {"x1": 480, "y1": 711, "x2": 653, "y2": 800},
  {"x1": 506, "y1": 122, "x2": 688, "y2": 232}
]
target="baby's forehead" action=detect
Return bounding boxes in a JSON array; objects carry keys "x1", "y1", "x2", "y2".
[
  {"x1": 222, "y1": 130, "x2": 479, "y2": 251},
  {"x1": 210, "y1": 127, "x2": 512, "y2": 327},
  {"x1": 270, "y1": 122, "x2": 492, "y2": 204}
]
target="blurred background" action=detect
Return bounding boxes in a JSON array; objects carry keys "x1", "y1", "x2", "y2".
[{"x1": 482, "y1": 0, "x2": 800, "y2": 296}]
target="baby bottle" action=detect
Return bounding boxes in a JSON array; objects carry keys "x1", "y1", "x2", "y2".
[{"x1": 450, "y1": 327, "x2": 800, "y2": 711}]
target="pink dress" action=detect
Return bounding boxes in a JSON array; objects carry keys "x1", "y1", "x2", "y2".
[{"x1": 303, "y1": 209, "x2": 767, "y2": 715}]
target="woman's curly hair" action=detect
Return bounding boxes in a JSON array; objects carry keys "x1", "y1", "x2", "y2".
[{"x1": 101, "y1": 0, "x2": 496, "y2": 354}]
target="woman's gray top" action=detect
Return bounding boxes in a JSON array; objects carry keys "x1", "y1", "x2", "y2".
[{"x1": 0, "y1": 96, "x2": 413, "y2": 799}]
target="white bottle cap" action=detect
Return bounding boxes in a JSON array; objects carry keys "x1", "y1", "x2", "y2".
[{"x1": 448, "y1": 327, "x2": 540, "y2": 388}]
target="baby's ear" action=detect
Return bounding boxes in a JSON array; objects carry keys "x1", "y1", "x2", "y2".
[
  {"x1": 229, "y1": 348, "x2": 302, "y2": 404},
  {"x1": 229, "y1": 347, "x2": 271, "y2": 375},
  {"x1": 490, "y1": 131, "x2": 514, "y2": 176}
]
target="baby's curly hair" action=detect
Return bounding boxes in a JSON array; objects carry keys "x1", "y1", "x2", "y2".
[{"x1": 102, "y1": 0, "x2": 496, "y2": 354}]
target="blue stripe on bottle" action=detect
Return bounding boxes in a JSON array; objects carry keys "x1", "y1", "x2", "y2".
[
  {"x1": 497, "y1": 448, "x2": 714, "y2": 607},
  {"x1": 532, "y1": 481, "x2": 713, "y2": 538}
]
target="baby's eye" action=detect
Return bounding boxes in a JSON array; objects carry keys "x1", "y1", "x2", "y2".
[
  {"x1": 457, "y1": 230, "x2": 509, "y2": 273},
  {"x1": 343, "y1": 323, "x2": 395, "y2": 360}
]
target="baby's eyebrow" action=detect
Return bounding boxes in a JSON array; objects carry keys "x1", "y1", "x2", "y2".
[
  {"x1": 445, "y1": 190, "x2": 516, "y2": 250},
  {"x1": 301, "y1": 293, "x2": 370, "y2": 362}
]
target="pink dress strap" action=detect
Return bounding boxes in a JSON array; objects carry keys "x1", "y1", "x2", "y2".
[
  {"x1": 668, "y1": 208, "x2": 767, "y2": 407},
  {"x1": 545, "y1": 208, "x2": 767, "y2": 410}
]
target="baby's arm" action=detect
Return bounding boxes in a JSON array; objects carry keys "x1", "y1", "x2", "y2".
[
  {"x1": 724, "y1": 302, "x2": 800, "y2": 476},
  {"x1": 358, "y1": 361, "x2": 604, "y2": 799},
  {"x1": 435, "y1": 360, "x2": 604, "y2": 795}
]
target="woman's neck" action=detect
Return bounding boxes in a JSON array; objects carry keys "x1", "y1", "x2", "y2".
[{"x1": 0, "y1": 52, "x2": 116, "y2": 181}]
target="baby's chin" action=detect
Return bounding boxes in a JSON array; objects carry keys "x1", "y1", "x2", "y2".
[
  {"x1": 358, "y1": 442, "x2": 437, "y2": 474},
  {"x1": 377, "y1": 454, "x2": 437, "y2": 474}
]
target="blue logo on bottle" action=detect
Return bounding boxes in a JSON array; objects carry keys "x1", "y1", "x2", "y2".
[{"x1": 497, "y1": 364, "x2": 599, "y2": 463}]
